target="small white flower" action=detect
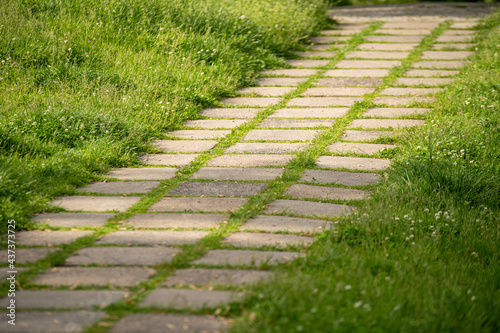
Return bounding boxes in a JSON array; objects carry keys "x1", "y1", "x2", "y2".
[
  {"x1": 353, "y1": 301, "x2": 363, "y2": 308},
  {"x1": 345, "y1": 285, "x2": 352, "y2": 290}
]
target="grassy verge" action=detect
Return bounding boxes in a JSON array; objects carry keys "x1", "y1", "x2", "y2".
[
  {"x1": 231, "y1": 10, "x2": 500, "y2": 333},
  {"x1": 0, "y1": 0, "x2": 330, "y2": 233}
]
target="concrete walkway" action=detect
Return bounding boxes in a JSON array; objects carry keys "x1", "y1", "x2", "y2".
[{"x1": 1, "y1": 3, "x2": 497, "y2": 332}]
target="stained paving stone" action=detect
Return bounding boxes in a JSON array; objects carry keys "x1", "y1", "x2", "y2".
[
  {"x1": 321, "y1": 29, "x2": 361, "y2": 35},
  {"x1": 0, "y1": 311, "x2": 106, "y2": 333},
  {"x1": 243, "y1": 129, "x2": 321, "y2": 141},
  {"x1": 184, "y1": 119, "x2": 247, "y2": 129},
  {"x1": 287, "y1": 97, "x2": 362, "y2": 107},
  {"x1": 347, "y1": 51, "x2": 409, "y2": 59},
  {"x1": 164, "y1": 268, "x2": 272, "y2": 287},
  {"x1": 256, "y1": 77, "x2": 308, "y2": 86},
  {"x1": 365, "y1": 35, "x2": 424, "y2": 42},
  {"x1": 0, "y1": 267, "x2": 28, "y2": 280},
  {"x1": 296, "y1": 51, "x2": 338, "y2": 58},
  {"x1": 405, "y1": 69, "x2": 460, "y2": 77},
  {"x1": 223, "y1": 232, "x2": 313, "y2": 249},
  {"x1": 314, "y1": 78, "x2": 383, "y2": 87},
  {"x1": 340, "y1": 130, "x2": 393, "y2": 142},
  {"x1": 226, "y1": 142, "x2": 310, "y2": 154},
  {"x1": 65, "y1": 247, "x2": 180, "y2": 266},
  {"x1": 302, "y1": 87, "x2": 375, "y2": 96},
  {"x1": 262, "y1": 69, "x2": 319, "y2": 77},
  {"x1": 50, "y1": 196, "x2": 140, "y2": 212},
  {"x1": 450, "y1": 22, "x2": 477, "y2": 29},
  {"x1": 96, "y1": 231, "x2": 209, "y2": 246},
  {"x1": 286, "y1": 59, "x2": 331, "y2": 67},
  {"x1": 336, "y1": 23, "x2": 368, "y2": 30},
  {"x1": 324, "y1": 69, "x2": 390, "y2": 77},
  {"x1": 242, "y1": 215, "x2": 332, "y2": 233},
  {"x1": 327, "y1": 142, "x2": 397, "y2": 154},
  {"x1": 0, "y1": 290, "x2": 128, "y2": 309},
  {"x1": 372, "y1": 96, "x2": 434, "y2": 106},
  {"x1": 32, "y1": 212, "x2": 114, "y2": 228},
  {"x1": 126, "y1": 213, "x2": 228, "y2": 228},
  {"x1": 421, "y1": 51, "x2": 473, "y2": 59},
  {"x1": 17, "y1": 230, "x2": 92, "y2": 246},
  {"x1": 221, "y1": 97, "x2": 282, "y2": 107},
  {"x1": 192, "y1": 249, "x2": 304, "y2": 266},
  {"x1": 380, "y1": 22, "x2": 439, "y2": 29},
  {"x1": 349, "y1": 119, "x2": 425, "y2": 129},
  {"x1": 375, "y1": 28, "x2": 431, "y2": 35},
  {"x1": 336, "y1": 60, "x2": 401, "y2": 68},
  {"x1": 0, "y1": 248, "x2": 55, "y2": 264},
  {"x1": 238, "y1": 87, "x2": 294, "y2": 97},
  {"x1": 357, "y1": 43, "x2": 418, "y2": 51},
  {"x1": 167, "y1": 130, "x2": 231, "y2": 139},
  {"x1": 264, "y1": 199, "x2": 353, "y2": 217},
  {"x1": 76, "y1": 181, "x2": 159, "y2": 194},
  {"x1": 363, "y1": 107, "x2": 430, "y2": 117},
  {"x1": 110, "y1": 314, "x2": 230, "y2": 333},
  {"x1": 316, "y1": 156, "x2": 390, "y2": 171},
  {"x1": 270, "y1": 108, "x2": 349, "y2": 118},
  {"x1": 149, "y1": 197, "x2": 248, "y2": 212},
  {"x1": 380, "y1": 87, "x2": 441, "y2": 95},
  {"x1": 140, "y1": 154, "x2": 199, "y2": 166},
  {"x1": 106, "y1": 168, "x2": 177, "y2": 180},
  {"x1": 168, "y1": 182, "x2": 267, "y2": 197},
  {"x1": 287, "y1": 184, "x2": 369, "y2": 201},
  {"x1": 206, "y1": 154, "x2": 294, "y2": 167},
  {"x1": 299, "y1": 169, "x2": 381, "y2": 186},
  {"x1": 192, "y1": 167, "x2": 285, "y2": 181},
  {"x1": 34, "y1": 267, "x2": 155, "y2": 287},
  {"x1": 200, "y1": 108, "x2": 261, "y2": 118},
  {"x1": 310, "y1": 36, "x2": 350, "y2": 43},
  {"x1": 436, "y1": 35, "x2": 472, "y2": 42},
  {"x1": 139, "y1": 289, "x2": 243, "y2": 309},
  {"x1": 431, "y1": 43, "x2": 473, "y2": 50},
  {"x1": 395, "y1": 77, "x2": 453, "y2": 86},
  {"x1": 152, "y1": 140, "x2": 218, "y2": 152},
  {"x1": 258, "y1": 118, "x2": 335, "y2": 128},
  {"x1": 412, "y1": 61, "x2": 466, "y2": 69}
]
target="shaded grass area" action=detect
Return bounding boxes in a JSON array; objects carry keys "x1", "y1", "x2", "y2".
[
  {"x1": 231, "y1": 10, "x2": 500, "y2": 333},
  {"x1": 0, "y1": 0, "x2": 330, "y2": 233}
]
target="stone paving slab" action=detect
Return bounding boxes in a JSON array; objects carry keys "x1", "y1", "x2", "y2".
[
  {"x1": 436, "y1": 35, "x2": 472, "y2": 42},
  {"x1": 363, "y1": 107, "x2": 430, "y2": 117},
  {"x1": 302, "y1": 87, "x2": 375, "y2": 96},
  {"x1": 311, "y1": 45, "x2": 337, "y2": 50},
  {"x1": 299, "y1": 169, "x2": 381, "y2": 186},
  {"x1": 262, "y1": 69, "x2": 319, "y2": 77},
  {"x1": 336, "y1": 23, "x2": 368, "y2": 30},
  {"x1": 106, "y1": 168, "x2": 177, "y2": 180},
  {"x1": 192, "y1": 167, "x2": 285, "y2": 181},
  {"x1": 311, "y1": 36, "x2": 350, "y2": 43},
  {"x1": 140, "y1": 289, "x2": 243, "y2": 309},
  {"x1": 336, "y1": 60, "x2": 401, "y2": 68},
  {"x1": 365, "y1": 35, "x2": 424, "y2": 42},
  {"x1": 316, "y1": 156, "x2": 390, "y2": 171},
  {"x1": 223, "y1": 232, "x2": 313, "y2": 249},
  {"x1": 51, "y1": 196, "x2": 141, "y2": 212},
  {"x1": 256, "y1": 77, "x2": 308, "y2": 86},
  {"x1": 421, "y1": 51, "x2": 473, "y2": 59},
  {"x1": 0, "y1": 248, "x2": 55, "y2": 264},
  {"x1": 226, "y1": 142, "x2": 310, "y2": 154},
  {"x1": 149, "y1": 197, "x2": 248, "y2": 212},
  {"x1": 168, "y1": 182, "x2": 267, "y2": 197},
  {"x1": 141, "y1": 154, "x2": 199, "y2": 166},
  {"x1": 340, "y1": 130, "x2": 393, "y2": 142},
  {"x1": 238, "y1": 87, "x2": 294, "y2": 97},
  {"x1": 443, "y1": 30, "x2": 475, "y2": 36},
  {"x1": 0, "y1": 267, "x2": 28, "y2": 280},
  {"x1": 164, "y1": 268, "x2": 272, "y2": 287},
  {"x1": 192, "y1": 249, "x2": 305, "y2": 266},
  {"x1": 327, "y1": 142, "x2": 397, "y2": 154},
  {"x1": 0, "y1": 311, "x2": 105, "y2": 333},
  {"x1": 65, "y1": 247, "x2": 180, "y2": 266},
  {"x1": 208, "y1": 154, "x2": 294, "y2": 167},
  {"x1": 17, "y1": 230, "x2": 92, "y2": 246},
  {"x1": 167, "y1": 130, "x2": 231, "y2": 139},
  {"x1": 380, "y1": 22, "x2": 439, "y2": 29},
  {"x1": 314, "y1": 78, "x2": 383, "y2": 87},
  {"x1": 296, "y1": 51, "x2": 338, "y2": 58},
  {"x1": 270, "y1": 108, "x2": 349, "y2": 118},
  {"x1": 126, "y1": 213, "x2": 228, "y2": 228},
  {"x1": 321, "y1": 29, "x2": 361, "y2": 35},
  {"x1": 357, "y1": 43, "x2": 418, "y2": 51},
  {"x1": 96, "y1": 231, "x2": 209, "y2": 246},
  {"x1": 221, "y1": 97, "x2": 282, "y2": 107},
  {"x1": 152, "y1": 139, "x2": 217, "y2": 152},
  {"x1": 412, "y1": 61, "x2": 466, "y2": 69},
  {"x1": 324, "y1": 69, "x2": 390, "y2": 77},
  {"x1": 287, "y1": 97, "x2": 362, "y2": 107},
  {"x1": 380, "y1": 87, "x2": 441, "y2": 96},
  {"x1": 258, "y1": 118, "x2": 334, "y2": 128},
  {"x1": 265, "y1": 199, "x2": 353, "y2": 217},
  {"x1": 110, "y1": 314, "x2": 230, "y2": 333},
  {"x1": 200, "y1": 108, "x2": 261, "y2": 118},
  {"x1": 450, "y1": 22, "x2": 477, "y2": 29},
  {"x1": 349, "y1": 119, "x2": 425, "y2": 129},
  {"x1": 76, "y1": 181, "x2": 159, "y2": 194},
  {"x1": 0, "y1": 290, "x2": 128, "y2": 309},
  {"x1": 431, "y1": 43, "x2": 473, "y2": 50},
  {"x1": 405, "y1": 69, "x2": 460, "y2": 77},
  {"x1": 184, "y1": 119, "x2": 247, "y2": 129},
  {"x1": 243, "y1": 129, "x2": 321, "y2": 141},
  {"x1": 34, "y1": 267, "x2": 155, "y2": 287},
  {"x1": 286, "y1": 59, "x2": 331, "y2": 67},
  {"x1": 347, "y1": 51, "x2": 409, "y2": 59},
  {"x1": 286, "y1": 184, "x2": 369, "y2": 201},
  {"x1": 395, "y1": 77, "x2": 453, "y2": 86},
  {"x1": 242, "y1": 215, "x2": 332, "y2": 233},
  {"x1": 376, "y1": 28, "x2": 431, "y2": 35},
  {"x1": 32, "y1": 212, "x2": 114, "y2": 228},
  {"x1": 372, "y1": 96, "x2": 434, "y2": 106}
]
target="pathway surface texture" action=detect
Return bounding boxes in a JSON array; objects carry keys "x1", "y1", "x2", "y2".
[{"x1": 2, "y1": 2, "x2": 496, "y2": 332}]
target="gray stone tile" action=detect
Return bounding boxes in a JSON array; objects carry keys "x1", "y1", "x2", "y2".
[
  {"x1": 0, "y1": 248, "x2": 55, "y2": 264},
  {"x1": 0, "y1": 290, "x2": 127, "y2": 309},
  {"x1": 310, "y1": 36, "x2": 350, "y2": 43},
  {"x1": 126, "y1": 213, "x2": 228, "y2": 229},
  {"x1": 431, "y1": 43, "x2": 472, "y2": 50},
  {"x1": 340, "y1": 130, "x2": 393, "y2": 142},
  {"x1": 270, "y1": 108, "x2": 349, "y2": 118},
  {"x1": 168, "y1": 182, "x2": 267, "y2": 197},
  {"x1": 327, "y1": 142, "x2": 397, "y2": 154},
  {"x1": 302, "y1": 87, "x2": 375, "y2": 97},
  {"x1": 32, "y1": 212, "x2": 113, "y2": 228},
  {"x1": 50, "y1": 196, "x2": 140, "y2": 212},
  {"x1": 17, "y1": 230, "x2": 92, "y2": 246},
  {"x1": 34, "y1": 267, "x2": 155, "y2": 287},
  {"x1": 395, "y1": 78, "x2": 453, "y2": 86},
  {"x1": 336, "y1": 60, "x2": 401, "y2": 68},
  {"x1": 299, "y1": 169, "x2": 381, "y2": 186},
  {"x1": 0, "y1": 267, "x2": 28, "y2": 280},
  {"x1": 184, "y1": 119, "x2": 246, "y2": 129},
  {"x1": 192, "y1": 167, "x2": 285, "y2": 181},
  {"x1": 363, "y1": 107, "x2": 430, "y2": 117},
  {"x1": 140, "y1": 289, "x2": 243, "y2": 309},
  {"x1": 376, "y1": 28, "x2": 431, "y2": 35},
  {"x1": 412, "y1": 61, "x2": 466, "y2": 69},
  {"x1": 238, "y1": 87, "x2": 294, "y2": 97},
  {"x1": 372, "y1": 96, "x2": 434, "y2": 106},
  {"x1": 163, "y1": 268, "x2": 272, "y2": 287},
  {"x1": 243, "y1": 129, "x2": 321, "y2": 141},
  {"x1": 296, "y1": 51, "x2": 338, "y2": 58},
  {"x1": 242, "y1": 215, "x2": 332, "y2": 233},
  {"x1": 321, "y1": 29, "x2": 360, "y2": 35},
  {"x1": 262, "y1": 69, "x2": 319, "y2": 77},
  {"x1": 286, "y1": 184, "x2": 368, "y2": 201},
  {"x1": 286, "y1": 59, "x2": 330, "y2": 68},
  {"x1": 357, "y1": 43, "x2": 418, "y2": 51},
  {"x1": 349, "y1": 119, "x2": 425, "y2": 129},
  {"x1": 436, "y1": 35, "x2": 472, "y2": 42},
  {"x1": 192, "y1": 249, "x2": 304, "y2": 266},
  {"x1": 207, "y1": 154, "x2": 294, "y2": 167},
  {"x1": 336, "y1": 23, "x2": 368, "y2": 30},
  {"x1": 314, "y1": 78, "x2": 382, "y2": 87},
  {"x1": 65, "y1": 247, "x2": 180, "y2": 266},
  {"x1": 450, "y1": 22, "x2": 477, "y2": 29},
  {"x1": 106, "y1": 168, "x2": 177, "y2": 180},
  {"x1": 365, "y1": 35, "x2": 424, "y2": 42},
  {"x1": 140, "y1": 154, "x2": 199, "y2": 166},
  {"x1": 200, "y1": 108, "x2": 261, "y2": 118},
  {"x1": 223, "y1": 232, "x2": 313, "y2": 249},
  {"x1": 324, "y1": 69, "x2": 390, "y2": 77},
  {"x1": 264, "y1": 199, "x2": 353, "y2": 217},
  {"x1": 316, "y1": 156, "x2": 390, "y2": 171},
  {"x1": 76, "y1": 181, "x2": 159, "y2": 194},
  {"x1": 405, "y1": 69, "x2": 460, "y2": 77},
  {"x1": 380, "y1": 87, "x2": 441, "y2": 96},
  {"x1": 256, "y1": 77, "x2": 308, "y2": 86},
  {"x1": 258, "y1": 119, "x2": 334, "y2": 128},
  {"x1": 347, "y1": 51, "x2": 409, "y2": 59},
  {"x1": 226, "y1": 142, "x2": 310, "y2": 154},
  {"x1": 110, "y1": 314, "x2": 230, "y2": 333},
  {"x1": 287, "y1": 97, "x2": 362, "y2": 107},
  {"x1": 421, "y1": 51, "x2": 473, "y2": 60},
  {"x1": 381, "y1": 22, "x2": 439, "y2": 29},
  {"x1": 167, "y1": 130, "x2": 230, "y2": 139},
  {"x1": 152, "y1": 140, "x2": 217, "y2": 152},
  {"x1": 221, "y1": 97, "x2": 281, "y2": 107},
  {"x1": 96, "y1": 231, "x2": 209, "y2": 246},
  {"x1": 149, "y1": 197, "x2": 248, "y2": 212}
]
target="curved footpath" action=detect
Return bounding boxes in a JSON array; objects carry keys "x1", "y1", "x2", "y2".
[{"x1": 0, "y1": 2, "x2": 497, "y2": 332}]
